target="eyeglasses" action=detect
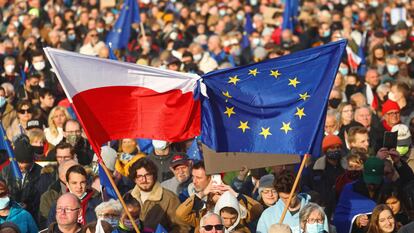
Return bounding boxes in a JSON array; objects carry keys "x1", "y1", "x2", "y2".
[
  {"x1": 136, "y1": 173, "x2": 153, "y2": 180},
  {"x1": 202, "y1": 224, "x2": 224, "y2": 231},
  {"x1": 56, "y1": 207, "x2": 80, "y2": 213},
  {"x1": 18, "y1": 108, "x2": 32, "y2": 114},
  {"x1": 307, "y1": 218, "x2": 324, "y2": 224}
]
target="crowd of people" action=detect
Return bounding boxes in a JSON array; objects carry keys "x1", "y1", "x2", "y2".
[{"x1": 0, "y1": 0, "x2": 414, "y2": 232}]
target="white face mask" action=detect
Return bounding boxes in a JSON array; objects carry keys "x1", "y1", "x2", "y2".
[
  {"x1": 193, "y1": 53, "x2": 202, "y2": 62},
  {"x1": 33, "y1": 61, "x2": 45, "y2": 71},
  {"x1": 4, "y1": 65, "x2": 15, "y2": 74},
  {"x1": 104, "y1": 16, "x2": 114, "y2": 25},
  {"x1": 152, "y1": 140, "x2": 167, "y2": 150},
  {"x1": 388, "y1": 92, "x2": 398, "y2": 102},
  {"x1": 0, "y1": 196, "x2": 10, "y2": 210}
]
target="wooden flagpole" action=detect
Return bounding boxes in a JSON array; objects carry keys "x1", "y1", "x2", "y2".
[{"x1": 279, "y1": 153, "x2": 310, "y2": 224}]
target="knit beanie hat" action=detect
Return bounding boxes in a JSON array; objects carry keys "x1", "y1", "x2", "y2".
[
  {"x1": 382, "y1": 100, "x2": 400, "y2": 116},
  {"x1": 322, "y1": 135, "x2": 343, "y2": 153},
  {"x1": 13, "y1": 135, "x2": 34, "y2": 163}
]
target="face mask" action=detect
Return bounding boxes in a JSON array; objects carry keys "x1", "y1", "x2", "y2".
[
  {"x1": 219, "y1": 9, "x2": 226, "y2": 16},
  {"x1": 32, "y1": 145, "x2": 43, "y2": 155},
  {"x1": 193, "y1": 53, "x2": 202, "y2": 62},
  {"x1": 100, "y1": 217, "x2": 118, "y2": 228},
  {"x1": 5, "y1": 65, "x2": 14, "y2": 74},
  {"x1": 347, "y1": 170, "x2": 362, "y2": 180},
  {"x1": 329, "y1": 98, "x2": 341, "y2": 109},
  {"x1": 8, "y1": 32, "x2": 15, "y2": 38},
  {"x1": 0, "y1": 97, "x2": 6, "y2": 108},
  {"x1": 104, "y1": 16, "x2": 114, "y2": 24},
  {"x1": 66, "y1": 135, "x2": 80, "y2": 146},
  {"x1": 340, "y1": 0, "x2": 348, "y2": 5},
  {"x1": 39, "y1": 81, "x2": 45, "y2": 88},
  {"x1": 123, "y1": 219, "x2": 141, "y2": 230},
  {"x1": 387, "y1": 64, "x2": 399, "y2": 75},
  {"x1": 388, "y1": 92, "x2": 397, "y2": 102},
  {"x1": 339, "y1": 67, "x2": 348, "y2": 76},
  {"x1": 306, "y1": 222, "x2": 325, "y2": 233},
  {"x1": 30, "y1": 85, "x2": 40, "y2": 92},
  {"x1": 97, "y1": 28, "x2": 104, "y2": 33},
  {"x1": 323, "y1": 30, "x2": 331, "y2": 38},
  {"x1": 396, "y1": 146, "x2": 410, "y2": 156},
  {"x1": 250, "y1": 0, "x2": 258, "y2": 6},
  {"x1": 152, "y1": 140, "x2": 167, "y2": 150},
  {"x1": 237, "y1": 14, "x2": 244, "y2": 21},
  {"x1": 0, "y1": 196, "x2": 10, "y2": 210},
  {"x1": 326, "y1": 150, "x2": 342, "y2": 160},
  {"x1": 68, "y1": 34, "x2": 76, "y2": 41},
  {"x1": 33, "y1": 61, "x2": 45, "y2": 71},
  {"x1": 12, "y1": 21, "x2": 19, "y2": 28},
  {"x1": 252, "y1": 38, "x2": 261, "y2": 47},
  {"x1": 345, "y1": 84, "x2": 358, "y2": 98}
]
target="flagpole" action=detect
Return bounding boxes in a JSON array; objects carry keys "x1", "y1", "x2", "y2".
[{"x1": 278, "y1": 153, "x2": 309, "y2": 224}]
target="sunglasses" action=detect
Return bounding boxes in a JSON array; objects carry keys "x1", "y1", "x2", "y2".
[
  {"x1": 203, "y1": 224, "x2": 224, "y2": 231},
  {"x1": 18, "y1": 108, "x2": 32, "y2": 114}
]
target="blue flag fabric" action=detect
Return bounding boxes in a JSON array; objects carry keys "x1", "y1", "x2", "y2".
[
  {"x1": 357, "y1": 45, "x2": 367, "y2": 78},
  {"x1": 98, "y1": 164, "x2": 117, "y2": 200},
  {"x1": 136, "y1": 139, "x2": 153, "y2": 154},
  {"x1": 201, "y1": 40, "x2": 347, "y2": 155},
  {"x1": 241, "y1": 13, "x2": 254, "y2": 49},
  {"x1": 187, "y1": 138, "x2": 203, "y2": 161},
  {"x1": 0, "y1": 124, "x2": 22, "y2": 179},
  {"x1": 282, "y1": 0, "x2": 299, "y2": 30},
  {"x1": 19, "y1": 66, "x2": 26, "y2": 87},
  {"x1": 108, "y1": 44, "x2": 118, "y2": 60},
  {"x1": 106, "y1": 0, "x2": 141, "y2": 50},
  {"x1": 155, "y1": 224, "x2": 168, "y2": 233}
]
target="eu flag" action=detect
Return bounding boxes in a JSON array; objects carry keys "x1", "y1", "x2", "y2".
[
  {"x1": 0, "y1": 124, "x2": 22, "y2": 179},
  {"x1": 105, "y1": 0, "x2": 141, "y2": 50},
  {"x1": 98, "y1": 164, "x2": 117, "y2": 200},
  {"x1": 187, "y1": 138, "x2": 203, "y2": 161},
  {"x1": 201, "y1": 40, "x2": 347, "y2": 155},
  {"x1": 282, "y1": 0, "x2": 299, "y2": 31},
  {"x1": 241, "y1": 13, "x2": 254, "y2": 49}
]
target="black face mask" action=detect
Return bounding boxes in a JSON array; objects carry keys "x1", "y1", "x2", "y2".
[
  {"x1": 345, "y1": 84, "x2": 358, "y2": 99},
  {"x1": 30, "y1": 85, "x2": 40, "y2": 91},
  {"x1": 326, "y1": 150, "x2": 342, "y2": 160},
  {"x1": 329, "y1": 98, "x2": 341, "y2": 109},
  {"x1": 32, "y1": 145, "x2": 43, "y2": 155},
  {"x1": 346, "y1": 170, "x2": 362, "y2": 180}
]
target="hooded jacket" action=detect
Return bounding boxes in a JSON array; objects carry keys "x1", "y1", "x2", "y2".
[
  {"x1": 214, "y1": 191, "x2": 250, "y2": 233},
  {"x1": 0, "y1": 201, "x2": 38, "y2": 233}
]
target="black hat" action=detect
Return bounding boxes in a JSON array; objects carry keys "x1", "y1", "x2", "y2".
[
  {"x1": 166, "y1": 56, "x2": 181, "y2": 66},
  {"x1": 26, "y1": 119, "x2": 44, "y2": 130},
  {"x1": 13, "y1": 135, "x2": 34, "y2": 163}
]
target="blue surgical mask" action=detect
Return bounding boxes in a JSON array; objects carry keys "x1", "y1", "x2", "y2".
[
  {"x1": 68, "y1": 34, "x2": 76, "y2": 41},
  {"x1": 123, "y1": 219, "x2": 141, "y2": 230},
  {"x1": 0, "y1": 196, "x2": 10, "y2": 210},
  {"x1": 97, "y1": 28, "x2": 104, "y2": 33},
  {"x1": 339, "y1": 67, "x2": 349, "y2": 76},
  {"x1": 306, "y1": 222, "x2": 325, "y2": 233},
  {"x1": 323, "y1": 30, "x2": 331, "y2": 38},
  {"x1": 0, "y1": 97, "x2": 6, "y2": 108},
  {"x1": 236, "y1": 14, "x2": 244, "y2": 21},
  {"x1": 387, "y1": 64, "x2": 399, "y2": 75},
  {"x1": 101, "y1": 217, "x2": 118, "y2": 228}
]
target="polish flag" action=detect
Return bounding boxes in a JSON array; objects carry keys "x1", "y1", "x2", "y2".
[
  {"x1": 346, "y1": 46, "x2": 361, "y2": 72},
  {"x1": 44, "y1": 48, "x2": 201, "y2": 152}
]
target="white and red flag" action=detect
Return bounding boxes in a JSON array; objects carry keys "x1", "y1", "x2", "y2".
[{"x1": 44, "y1": 48, "x2": 201, "y2": 152}]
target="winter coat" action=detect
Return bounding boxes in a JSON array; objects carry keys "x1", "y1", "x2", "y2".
[
  {"x1": 214, "y1": 191, "x2": 251, "y2": 233},
  {"x1": 0, "y1": 201, "x2": 38, "y2": 233}
]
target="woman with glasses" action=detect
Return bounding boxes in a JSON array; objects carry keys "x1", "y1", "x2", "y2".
[
  {"x1": 257, "y1": 174, "x2": 278, "y2": 209},
  {"x1": 6, "y1": 100, "x2": 33, "y2": 141},
  {"x1": 44, "y1": 106, "x2": 71, "y2": 146},
  {"x1": 292, "y1": 203, "x2": 327, "y2": 233},
  {"x1": 367, "y1": 204, "x2": 398, "y2": 233}
]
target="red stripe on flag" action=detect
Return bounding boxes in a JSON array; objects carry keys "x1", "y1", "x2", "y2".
[{"x1": 72, "y1": 86, "x2": 201, "y2": 148}]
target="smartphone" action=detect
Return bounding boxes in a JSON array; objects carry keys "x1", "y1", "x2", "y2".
[
  {"x1": 211, "y1": 174, "x2": 223, "y2": 186},
  {"x1": 383, "y1": 131, "x2": 398, "y2": 149}
]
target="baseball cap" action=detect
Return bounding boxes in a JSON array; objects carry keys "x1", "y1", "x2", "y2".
[
  {"x1": 170, "y1": 154, "x2": 189, "y2": 168},
  {"x1": 392, "y1": 124, "x2": 412, "y2": 146},
  {"x1": 26, "y1": 119, "x2": 44, "y2": 130},
  {"x1": 363, "y1": 157, "x2": 384, "y2": 185}
]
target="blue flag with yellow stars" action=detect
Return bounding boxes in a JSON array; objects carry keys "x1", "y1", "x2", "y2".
[
  {"x1": 0, "y1": 124, "x2": 22, "y2": 179},
  {"x1": 105, "y1": 0, "x2": 140, "y2": 50},
  {"x1": 201, "y1": 40, "x2": 347, "y2": 155}
]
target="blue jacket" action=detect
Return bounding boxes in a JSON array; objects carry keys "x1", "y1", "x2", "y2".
[
  {"x1": 333, "y1": 182, "x2": 376, "y2": 233},
  {"x1": 256, "y1": 193, "x2": 329, "y2": 233},
  {"x1": 0, "y1": 201, "x2": 38, "y2": 233}
]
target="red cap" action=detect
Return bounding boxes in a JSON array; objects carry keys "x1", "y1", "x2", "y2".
[
  {"x1": 382, "y1": 100, "x2": 400, "y2": 116},
  {"x1": 322, "y1": 135, "x2": 343, "y2": 153}
]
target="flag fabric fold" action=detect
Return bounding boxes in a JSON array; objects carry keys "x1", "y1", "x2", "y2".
[
  {"x1": 201, "y1": 40, "x2": 347, "y2": 155},
  {"x1": 44, "y1": 48, "x2": 201, "y2": 154},
  {"x1": 187, "y1": 138, "x2": 203, "y2": 161},
  {"x1": 241, "y1": 13, "x2": 254, "y2": 49},
  {"x1": 0, "y1": 124, "x2": 22, "y2": 179},
  {"x1": 98, "y1": 164, "x2": 117, "y2": 200},
  {"x1": 282, "y1": 0, "x2": 299, "y2": 31},
  {"x1": 106, "y1": 0, "x2": 141, "y2": 50}
]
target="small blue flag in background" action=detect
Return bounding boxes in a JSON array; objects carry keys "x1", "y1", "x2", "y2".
[
  {"x1": 241, "y1": 13, "x2": 254, "y2": 49},
  {"x1": 106, "y1": 0, "x2": 141, "y2": 50},
  {"x1": 107, "y1": 43, "x2": 118, "y2": 61},
  {"x1": 282, "y1": 0, "x2": 299, "y2": 31},
  {"x1": 98, "y1": 164, "x2": 117, "y2": 200},
  {"x1": 201, "y1": 40, "x2": 347, "y2": 156},
  {"x1": 0, "y1": 124, "x2": 22, "y2": 179},
  {"x1": 187, "y1": 138, "x2": 203, "y2": 161},
  {"x1": 155, "y1": 224, "x2": 168, "y2": 233}
]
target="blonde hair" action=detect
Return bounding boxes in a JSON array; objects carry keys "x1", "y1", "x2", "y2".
[
  {"x1": 27, "y1": 128, "x2": 45, "y2": 144},
  {"x1": 47, "y1": 106, "x2": 71, "y2": 138}
]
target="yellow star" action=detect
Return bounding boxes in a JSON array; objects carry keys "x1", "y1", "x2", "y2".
[
  {"x1": 222, "y1": 91, "x2": 232, "y2": 99},
  {"x1": 238, "y1": 121, "x2": 250, "y2": 133},
  {"x1": 299, "y1": 92, "x2": 311, "y2": 101},
  {"x1": 270, "y1": 70, "x2": 281, "y2": 78},
  {"x1": 295, "y1": 107, "x2": 306, "y2": 119},
  {"x1": 248, "y1": 68, "x2": 259, "y2": 76},
  {"x1": 224, "y1": 107, "x2": 236, "y2": 118},
  {"x1": 228, "y1": 75, "x2": 240, "y2": 85},
  {"x1": 288, "y1": 77, "x2": 300, "y2": 88},
  {"x1": 259, "y1": 127, "x2": 272, "y2": 139},
  {"x1": 280, "y1": 122, "x2": 292, "y2": 134}
]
